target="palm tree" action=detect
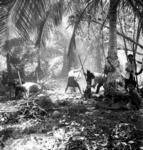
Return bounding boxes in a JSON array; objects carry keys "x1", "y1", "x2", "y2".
[
  {"x1": 3, "y1": 38, "x2": 24, "y2": 78},
  {"x1": 63, "y1": 0, "x2": 143, "y2": 94},
  {"x1": 104, "y1": 0, "x2": 121, "y2": 94},
  {"x1": 1, "y1": 0, "x2": 143, "y2": 92},
  {"x1": 0, "y1": 0, "x2": 64, "y2": 81}
]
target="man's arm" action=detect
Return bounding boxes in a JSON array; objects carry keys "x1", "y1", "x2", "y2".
[
  {"x1": 107, "y1": 60, "x2": 116, "y2": 72},
  {"x1": 125, "y1": 62, "x2": 132, "y2": 72},
  {"x1": 126, "y1": 68, "x2": 132, "y2": 72},
  {"x1": 136, "y1": 58, "x2": 143, "y2": 75},
  {"x1": 136, "y1": 68, "x2": 143, "y2": 75}
]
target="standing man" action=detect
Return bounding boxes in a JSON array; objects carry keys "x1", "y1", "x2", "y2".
[
  {"x1": 104, "y1": 56, "x2": 116, "y2": 75},
  {"x1": 103, "y1": 56, "x2": 126, "y2": 98},
  {"x1": 84, "y1": 70, "x2": 95, "y2": 98},
  {"x1": 135, "y1": 58, "x2": 143, "y2": 75},
  {"x1": 84, "y1": 70, "x2": 95, "y2": 86},
  {"x1": 135, "y1": 58, "x2": 143, "y2": 97},
  {"x1": 124, "y1": 54, "x2": 136, "y2": 90}
]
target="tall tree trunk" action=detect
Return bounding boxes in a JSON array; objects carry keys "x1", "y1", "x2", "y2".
[
  {"x1": 104, "y1": 0, "x2": 122, "y2": 96},
  {"x1": 6, "y1": 16, "x2": 12, "y2": 82},
  {"x1": 60, "y1": 49, "x2": 69, "y2": 77},
  {"x1": 61, "y1": 1, "x2": 81, "y2": 76},
  {"x1": 36, "y1": 52, "x2": 43, "y2": 80},
  {"x1": 108, "y1": 0, "x2": 118, "y2": 58},
  {"x1": 35, "y1": 14, "x2": 47, "y2": 81},
  {"x1": 95, "y1": 35, "x2": 102, "y2": 73},
  {"x1": 61, "y1": 25, "x2": 78, "y2": 77},
  {"x1": 6, "y1": 53, "x2": 11, "y2": 80}
]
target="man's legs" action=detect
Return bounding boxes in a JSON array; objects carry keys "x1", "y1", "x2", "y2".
[
  {"x1": 124, "y1": 79, "x2": 129, "y2": 91},
  {"x1": 96, "y1": 82, "x2": 103, "y2": 94},
  {"x1": 84, "y1": 84, "x2": 91, "y2": 98},
  {"x1": 65, "y1": 84, "x2": 69, "y2": 93},
  {"x1": 65, "y1": 77, "x2": 73, "y2": 93},
  {"x1": 76, "y1": 83, "x2": 82, "y2": 94}
]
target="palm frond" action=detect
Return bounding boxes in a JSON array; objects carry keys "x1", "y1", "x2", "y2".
[
  {"x1": 12, "y1": 0, "x2": 64, "y2": 47},
  {"x1": 49, "y1": 0, "x2": 64, "y2": 26},
  {"x1": 125, "y1": 0, "x2": 143, "y2": 35},
  {"x1": 64, "y1": 0, "x2": 74, "y2": 15},
  {"x1": 12, "y1": 0, "x2": 47, "y2": 40},
  {"x1": 67, "y1": 0, "x2": 101, "y2": 56},
  {"x1": 67, "y1": 26, "x2": 76, "y2": 57},
  {"x1": 2, "y1": 37, "x2": 24, "y2": 53},
  {"x1": 0, "y1": 0, "x2": 16, "y2": 48},
  {"x1": 0, "y1": 7, "x2": 8, "y2": 47},
  {"x1": 35, "y1": 0, "x2": 65, "y2": 49},
  {"x1": 0, "y1": 0, "x2": 16, "y2": 8}
]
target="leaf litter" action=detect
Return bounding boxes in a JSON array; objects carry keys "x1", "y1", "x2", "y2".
[{"x1": 0, "y1": 79, "x2": 142, "y2": 150}]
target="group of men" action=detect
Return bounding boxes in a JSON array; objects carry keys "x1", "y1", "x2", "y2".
[
  {"x1": 65, "y1": 54, "x2": 143, "y2": 110},
  {"x1": 65, "y1": 54, "x2": 143, "y2": 98}
]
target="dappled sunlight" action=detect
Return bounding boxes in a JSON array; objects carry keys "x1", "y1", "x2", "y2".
[{"x1": 1, "y1": 0, "x2": 143, "y2": 149}]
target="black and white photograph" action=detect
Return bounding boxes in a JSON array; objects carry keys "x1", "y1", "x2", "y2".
[{"x1": 0, "y1": 0, "x2": 143, "y2": 149}]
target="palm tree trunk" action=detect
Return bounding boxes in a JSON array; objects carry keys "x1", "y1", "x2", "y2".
[
  {"x1": 6, "y1": 13, "x2": 12, "y2": 83},
  {"x1": 104, "y1": 0, "x2": 122, "y2": 96},
  {"x1": 6, "y1": 22, "x2": 13, "y2": 98},
  {"x1": 108, "y1": 0, "x2": 118, "y2": 58},
  {"x1": 61, "y1": 24, "x2": 78, "y2": 77},
  {"x1": 35, "y1": 14, "x2": 48, "y2": 81},
  {"x1": 6, "y1": 53, "x2": 11, "y2": 79},
  {"x1": 67, "y1": 25, "x2": 78, "y2": 70},
  {"x1": 60, "y1": 49, "x2": 68, "y2": 77},
  {"x1": 95, "y1": 35, "x2": 102, "y2": 73}
]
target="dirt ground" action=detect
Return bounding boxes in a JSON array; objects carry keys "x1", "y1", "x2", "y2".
[{"x1": 0, "y1": 78, "x2": 143, "y2": 150}]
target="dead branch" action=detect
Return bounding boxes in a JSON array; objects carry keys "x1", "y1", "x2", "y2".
[{"x1": 90, "y1": 19, "x2": 143, "y2": 50}]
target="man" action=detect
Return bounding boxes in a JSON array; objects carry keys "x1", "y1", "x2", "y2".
[
  {"x1": 135, "y1": 58, "x2": 143, "y2": 75},
  {"x1": 124, "y1": 54, "x2": 136, "y2": 91},
  {"x1": 93, "y1": 72, "x2": 106, "y2": 94},
  {"x1": 21, "y1": 82, "x2": 41, "y2": 98},
  {"x1": 98, "y1": 56, "x2": 117, "y2": 96},
  {"x1": 65, "y1": 67, "x2": 82, "y2": 94},
  {"x1": 84, "y1": 70, "x2": 95, "y2": 98},
  {"x1": 104, "y1": 56, "x2": 116, "y2": 75},
  {"x1": 135, "y1": 58, "x2": 143, "y2": 97},
  {"x1": 126, "y1": 81, "x2": 141, "y2": 110},
  {"x1": 91, "y1": 57, "x2": 115, "y2": 94},
  {"x1": 84, "y1": 70, "x2": 95, "y2": 85},
  {"x1": 11, "y1": 80, "x2": 41, "y2": 99}
]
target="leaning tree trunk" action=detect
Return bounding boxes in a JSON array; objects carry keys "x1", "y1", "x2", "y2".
[
  {"x1": 6, "y1": 52, "x2": 12, "y2": 80},
  {"x1": 60, "y1": 48, "x2": 69, "y2": 77},
  {"x1": 95, "y1": 34, "x2": 102, "y2": 73},
  {"x1": 6, "y1": 22, "x2": 12, "y2": 83},
  {"x1": 61, "y1": 25, "x2": 79, "y2": 77},
  {"x1": 108, "y1": 0, "x2": 118, "y2": 59},
  {"x1": 35, "y1": 15, "x2": 47, "y2": 81},
  {"x1": 36, "y1": 53, "x2": 43, "y2": 80},
  {"x1": 104, "y1": 0, "x2": 122, "y2": 96}
]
